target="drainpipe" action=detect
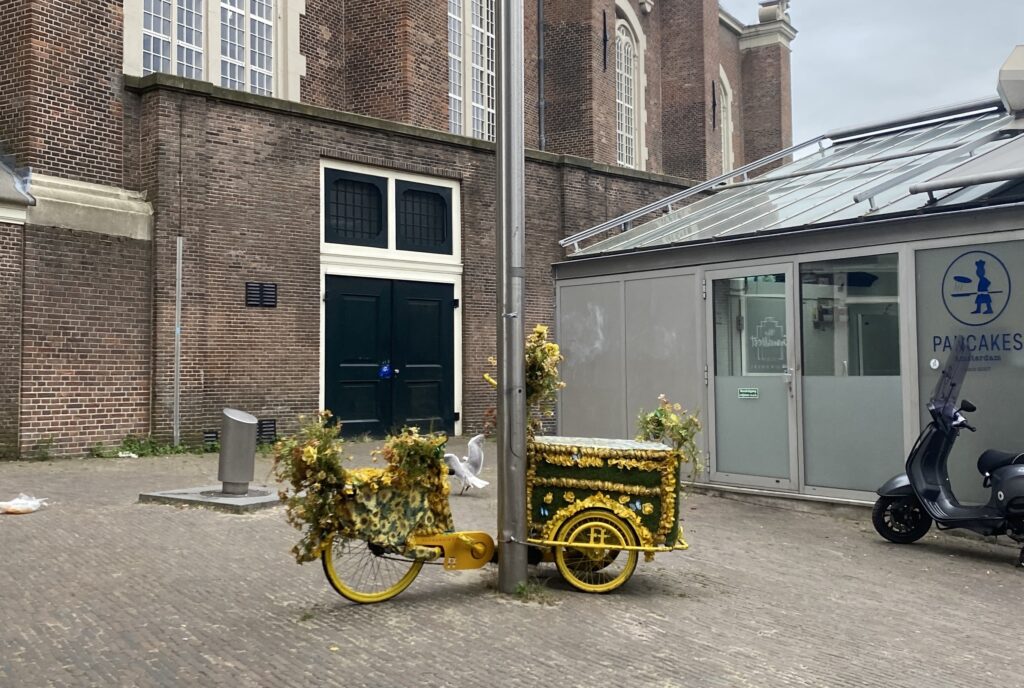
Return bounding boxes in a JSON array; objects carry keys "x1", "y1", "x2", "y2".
[{"x1": 537, "y1": 0, "x2": 546, "y2": 150}]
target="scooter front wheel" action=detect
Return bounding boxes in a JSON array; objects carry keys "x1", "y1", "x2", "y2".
[{"x1": 872, "y1": 496, "x2": 933, "y2": 544}]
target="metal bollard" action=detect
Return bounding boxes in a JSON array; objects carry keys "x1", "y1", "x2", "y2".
[{"x1": 218, "y1": 408, "x2": 257, "y2": 495}]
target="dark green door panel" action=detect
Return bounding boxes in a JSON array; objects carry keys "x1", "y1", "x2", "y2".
[
  {"x1": 392, "y1": 281, "x2": 454, "y2": 434},
  {"x1": 324, "y1": 276, "x2": 392, "y2": 436},
  {"x1": 324, "y1": 276, "x2": 454, "y2": 437}
]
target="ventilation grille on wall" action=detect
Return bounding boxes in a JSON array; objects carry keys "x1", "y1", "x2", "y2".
[
  {"x1": 246, "y1": 282, "x2": 278, "y2": 308},
  {"x1": 203, "y1": 430, "x2": 219, "y2": 448},
  {"x1": 257, "y1": 419, "x2": 277, "y2": 444}
]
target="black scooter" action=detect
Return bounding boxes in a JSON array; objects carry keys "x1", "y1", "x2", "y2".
[{"x1": 873, "y1": 340, "x2": 1024, "y2": 565}]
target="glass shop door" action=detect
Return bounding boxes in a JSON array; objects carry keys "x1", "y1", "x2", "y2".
[{"x1": 706, "y1": 265, "x2": 799, "y2": 490}]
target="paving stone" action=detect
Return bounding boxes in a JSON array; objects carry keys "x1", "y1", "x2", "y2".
[{"x1": 1, "y1": 438, "x2": 1021, "y2": 686}]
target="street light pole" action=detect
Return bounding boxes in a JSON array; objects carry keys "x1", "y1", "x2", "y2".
[{"x1": 495, "y1": 0, "x2": 528, "y2": 593}]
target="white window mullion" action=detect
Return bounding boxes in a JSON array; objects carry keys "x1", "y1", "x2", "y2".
[
  {"x1": 448, "y1": 0, "x2": 464, "y2": 135},
  {"x1": 249, "y1": 0, "x2": 274, "y2": 96},
  {"x1": 176, "y1": 0, "x2": 204, "y2": 79},
  {"x1": 142, "y1": 0, "x2": 173, "y2": 75},
  {"x1": 220, "y1": 0, "x2": 246, "y2": 91}
]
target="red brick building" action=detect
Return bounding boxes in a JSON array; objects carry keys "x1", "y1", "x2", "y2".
[{"x1": 0, "y1": 0, "x2": 795, "y2": 457}]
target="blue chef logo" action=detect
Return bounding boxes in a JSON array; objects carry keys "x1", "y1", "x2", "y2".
[{"x1": 941, "y1": 250, "x2": 1011, "y2": 327}]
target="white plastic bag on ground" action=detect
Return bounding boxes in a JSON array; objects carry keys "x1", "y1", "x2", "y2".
[{"x1": 0, "y1": 494, "x2": 47, "y2": 514}]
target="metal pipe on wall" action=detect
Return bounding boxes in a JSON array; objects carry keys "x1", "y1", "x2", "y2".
[
  {"x1": 496, "y1": 0, "x2": 529, "y2": 593},
  {"x1": 537, "y1": 0, "x2": 546, "y2": 151},
  {"x1": 173, "y1": 236, "x2": 182, "y2": 447}
]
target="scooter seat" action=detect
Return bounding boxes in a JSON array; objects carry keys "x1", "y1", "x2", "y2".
[{"x1": 977, "y1": 449, "x2": 1024, "y2": 475}]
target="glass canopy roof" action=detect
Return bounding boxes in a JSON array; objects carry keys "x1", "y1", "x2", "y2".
[{"x1": 573, "y1": 108, "x2": 1023, "y2": 257}]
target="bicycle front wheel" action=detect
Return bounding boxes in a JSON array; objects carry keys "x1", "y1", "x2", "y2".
[{"x1": 321, "y1": 535, "x2": 424, "y2": 604}]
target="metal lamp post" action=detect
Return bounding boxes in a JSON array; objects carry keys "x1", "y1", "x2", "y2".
[{"x1": 495, "y1": 0, "x2": 529, "y2": 593}]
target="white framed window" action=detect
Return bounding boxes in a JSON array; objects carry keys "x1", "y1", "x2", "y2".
[
  {"x1": 218, "y1": 0, "x2": 274, "y2": 95},
  {"x1": 614, "y1": 1, "x2": 647, "y2": 170},
  {"x1": 616, "y1": 23, "x2": 637, "y2": 168},
  {"x1": 448, "y1": 0, "x2": 495, "y2": 141},
  {"x1": 143, "y1": 0, "x2": 206, "y2": 80},
  {"x1": 125, "y1": 0, "x2": 306, "y2": 101},
  {"x1": 320, "y1": 160, "x2": 462, "y2": 266}
]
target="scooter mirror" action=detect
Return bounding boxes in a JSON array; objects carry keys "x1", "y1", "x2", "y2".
[{"x1": 960, "y1": 399, "x2": 977, "y2": 413}]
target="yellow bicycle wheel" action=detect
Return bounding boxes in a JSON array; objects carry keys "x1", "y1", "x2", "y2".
[
  {"x1": 321, "y1": 535, "x2": 424, "y2": 604},
  {"x1": 554, "y1": 510, "x2": 638, "y2": 594}
]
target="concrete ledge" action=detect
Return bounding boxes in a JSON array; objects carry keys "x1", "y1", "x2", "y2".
[
  {"x1": 27, "y1": 175, "x2": 153, "y2": 240},
  {"x1": 688, "y1": 482, "x2": 872, "y2": 522},
  {"x1": 689, "y1": 482, "x2": 1018, "y2": 549},
  {"x1": 139, "y1": 485, "x2": 279, "y2": 513}
]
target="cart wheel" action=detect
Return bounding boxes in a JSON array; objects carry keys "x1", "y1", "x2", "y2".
[
  {"x1": 321, "y1": 535, "x2": 423, "y2": 604},
  {"x1": 554, "y1": 510, "x2": 638, "y2": 593}
]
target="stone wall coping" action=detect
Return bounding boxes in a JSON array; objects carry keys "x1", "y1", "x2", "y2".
[
  {"x1": 124, "y1": 73, "x2": 697, "y2": 188},
  {"x1": 739, "y1": 19, "x2": 798, "y2": 51},
  {"x1": 26, "y1": 174, "x2": 153, "y2": 240}
]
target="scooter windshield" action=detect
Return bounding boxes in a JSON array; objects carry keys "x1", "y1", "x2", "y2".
[{"x1": 929, "y1": 336, "x2": 970, "y2": 410}]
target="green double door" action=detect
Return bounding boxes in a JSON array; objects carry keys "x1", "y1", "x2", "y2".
[{"x1": 324, "y1": 276, "x2": 455, "y2": 437}]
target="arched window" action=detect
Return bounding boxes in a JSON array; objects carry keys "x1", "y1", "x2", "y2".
[
  {"x1": 614, "y1": 2, "x2": 646, "y2": 170},
  {"x1": 719, "y1": 67, "x2": 735, "y2": 173},
  {"x1": 616, "y1": 22, "x2": 638, "y2": 168}
]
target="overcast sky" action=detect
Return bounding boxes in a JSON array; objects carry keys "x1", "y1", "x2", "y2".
[{"x1": 720, "y1": 0, "x2": 1024, "y2": 144}]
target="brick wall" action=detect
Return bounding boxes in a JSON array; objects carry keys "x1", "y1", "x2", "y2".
[
  {"x1": 743, "y1": 42, "x2": 793, "y2": 169},
  {"x1": 0, "y1": 222, "x2": 22, "y2": 457},
  {"x1": 543, "y1": 1, "x2": 595, "y2": 160},
  {"x1": 133, "y1": 82, "x2": 687, "y2": 442},
  {"x1": 0, "y1": 0, "x2": 31, "y2": 162},
  {"x1": 717, "y1": 22, "x2": 746, "y2": 168},
  {"x1": 661, "y1": 0, "x2": 720, "y2": 181},
  {"x1": 342, "y1": 0, "x2": 448, "y2": 131},
  {"x1": 19, "y1": 225, "x2": 151, "y2": 457},
  {"x1": 300, "y1": 0, "x2": 347, "y2": 112},
  {"x1": 2, "y1": 0, "x2": 125, "y2": 187}
]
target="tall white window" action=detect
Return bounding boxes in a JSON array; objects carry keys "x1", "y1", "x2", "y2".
[
  {"x1": 448, "y1": 0, "x2": 464, "y2": 134},
  {"x1": 220, "y1": 0, "x2": 273, "y2": 96},
  {"x1": 144, "y1": 0, "x2": 203, "y2": 79},
  {"x1": 448, "y1": 0, "x2": 495, "y2": 141},
  {"x1": 615, "y1": 23, "x2": 637, "y2": 168},
  {"x1": 129, "y1": 0, "x2": 303, "y2": 101}
]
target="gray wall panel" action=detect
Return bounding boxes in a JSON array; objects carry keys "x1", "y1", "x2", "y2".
[
  {"x1": 558, "y1": 281, "x2": 626, "y2": 439},
  {"x1": 624, "y1": 275, "x2": 701, "y2": 437}
]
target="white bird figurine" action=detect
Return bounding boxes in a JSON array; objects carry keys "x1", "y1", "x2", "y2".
[{"x1": 444, "y1": 434, "x2": 489, "y2": 495}]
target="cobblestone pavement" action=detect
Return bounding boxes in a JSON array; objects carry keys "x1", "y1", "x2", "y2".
[{"x1": 2, "y1": 438, "x2": 1022, "y2": 687}]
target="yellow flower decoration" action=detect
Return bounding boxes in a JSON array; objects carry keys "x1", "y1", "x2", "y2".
[
  {"x1": 642, "y1": 502, "x2": 654, "y2": 515},
  {"x1": 618, "y1": 494, "x2": 630, "y2": 504},
  {"x1": 543, "y1": 492, "x2": 554, "y2": 504},
  {"x1": 563, "y1": 491, "x2": 575, "y2": 503}
]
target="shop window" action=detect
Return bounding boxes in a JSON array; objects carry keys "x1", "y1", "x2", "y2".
[
  {"x1": 800, "y1": 253, "x2": 903, "y2": 493},
  {"x1": 324, "y1": 170, "x2": 387, "y2": 248},
  {"x1": 713, "y1": 274, "x2": 787, "y2": 376},
  {"x1": 800, "y1": 255, "x2": 900, "y2": 376},
  {"x1": 396, "y1": 182, "x2": 452, "y2": 254}
]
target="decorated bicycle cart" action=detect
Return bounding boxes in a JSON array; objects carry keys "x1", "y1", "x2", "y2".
[
  {"x1": 525, "y1": 435, "x2": 689, "y2": 593},
  {"x1": 274, "y1": 326, "x2": 699, "y2": 603}
]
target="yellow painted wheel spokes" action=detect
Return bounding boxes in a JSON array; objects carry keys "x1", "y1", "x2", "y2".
[
  {"x1": 321, "y1": 535, "x2": 424, "y2": 604},
  {"x1": 554, "y1": 511, "x2": 638, "y2": 593}
]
